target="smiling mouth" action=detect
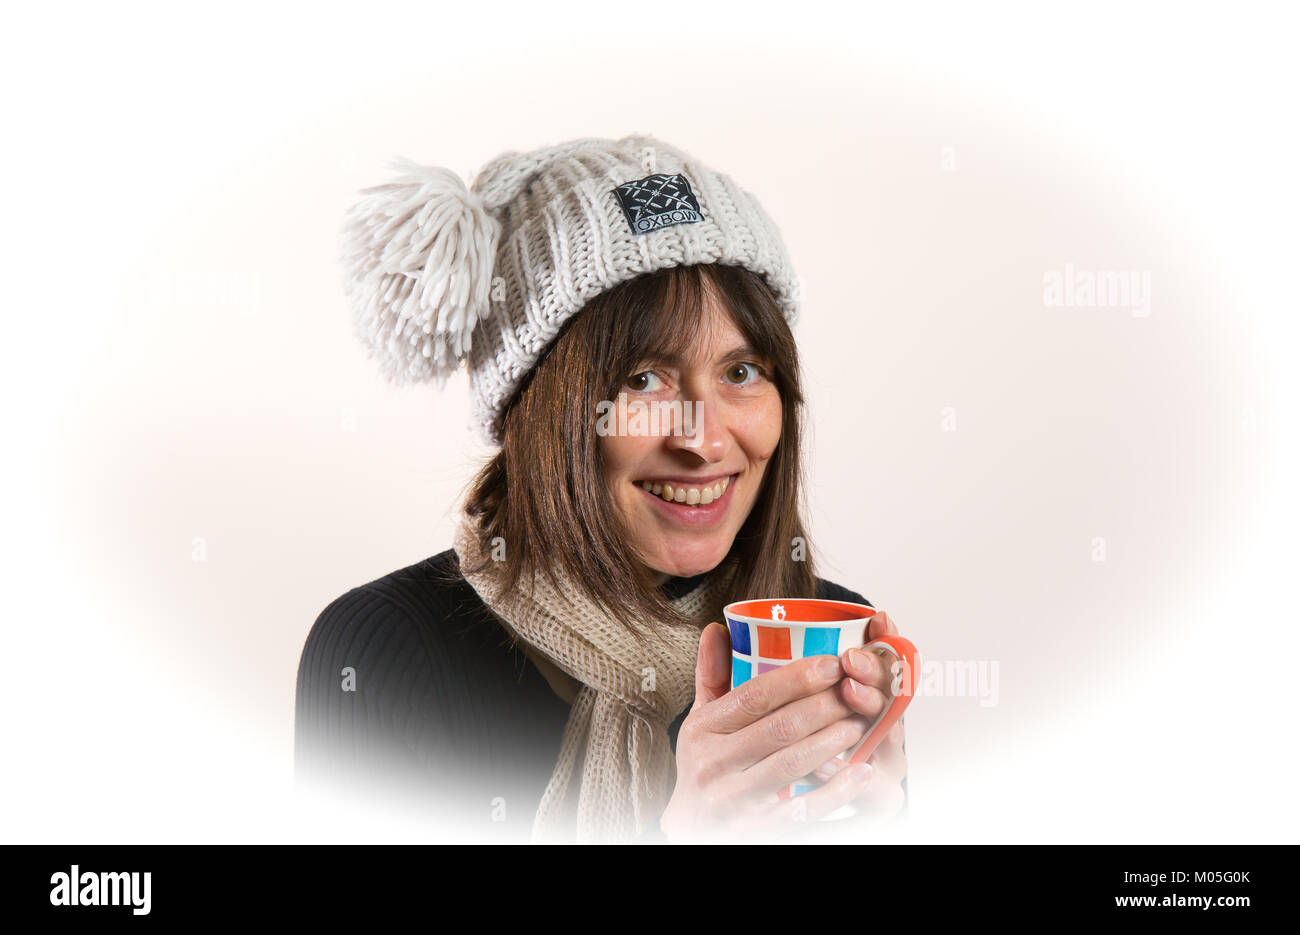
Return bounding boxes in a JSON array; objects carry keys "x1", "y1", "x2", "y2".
[{"x1": 634, "y1": 474, "x2": 736, "y2": 507}]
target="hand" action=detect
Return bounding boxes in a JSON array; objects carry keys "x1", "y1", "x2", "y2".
[
  {"x1": 808, "y1": 610, "x2": 908, "y2": 827},
  {"x1": 658, "y1": 622, "x2": 877, "y2": 844}
]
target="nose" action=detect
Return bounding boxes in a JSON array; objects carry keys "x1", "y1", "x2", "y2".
[{"x1": 662, "y1": 387, "x2": 729, "y2": 462}]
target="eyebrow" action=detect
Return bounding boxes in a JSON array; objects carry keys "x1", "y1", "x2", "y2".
[{"x1": 638, "y1": 344, "x2": 767, "y2": 367}]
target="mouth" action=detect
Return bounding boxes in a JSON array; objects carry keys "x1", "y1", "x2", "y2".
[{"x1": 633, "y1": 473, "x2": 739, "y2": 526}]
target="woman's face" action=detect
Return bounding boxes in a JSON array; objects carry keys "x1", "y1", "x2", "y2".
[{"x1": 600, "y1": 282, "x2": 783, "y2": 583}]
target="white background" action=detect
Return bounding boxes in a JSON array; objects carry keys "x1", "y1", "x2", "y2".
[{"x1": 2, "y1": 1, "x2": 1296, "y2": 842}]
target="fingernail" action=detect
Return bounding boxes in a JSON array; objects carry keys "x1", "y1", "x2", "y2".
[
  {"x1": 815, "y1": 759, "x2": 840, "y2": 781},
  {"x1": 816, "y1": 656, "x2": 840, "y2": 678},
  {"x1": 846, "y1": 648, "x2": 868, "y2": 675},
  {"x1": 849, "y1": 763, "x2": 873, "y2": 782},
  {"x1": 846, "y1": 678, "x2": 865, "y2": 698}
]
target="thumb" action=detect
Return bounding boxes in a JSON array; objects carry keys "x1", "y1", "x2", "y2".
[{"x1": 692, "y1": 622, "x2": 732, "y2": 711}]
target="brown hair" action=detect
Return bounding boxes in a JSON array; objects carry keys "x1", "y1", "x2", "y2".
[{"x1": 450, "y1": 263, "x2": 821, "y2": 636}]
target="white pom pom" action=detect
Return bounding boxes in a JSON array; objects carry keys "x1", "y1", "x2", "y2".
[{"x1": 340, "y1": 157, "x2": 502, "y2": 389}]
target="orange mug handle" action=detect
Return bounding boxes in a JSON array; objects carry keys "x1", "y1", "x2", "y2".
[{"x1": 845, "y1": 633, "x2": 919, "y2": 765}]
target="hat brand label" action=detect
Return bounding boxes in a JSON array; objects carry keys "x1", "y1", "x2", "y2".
[{"x1": 612, "y1": 173, "x2": 703, "y2": 235}]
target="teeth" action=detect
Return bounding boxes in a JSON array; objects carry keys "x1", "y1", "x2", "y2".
[{"x1": 640, "y1": 476, "x2": 731, "y2": 507}]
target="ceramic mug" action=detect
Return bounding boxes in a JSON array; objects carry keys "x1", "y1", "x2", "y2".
[{"x1": 723, "y1": 597, "x2": 919, "y2": 819}]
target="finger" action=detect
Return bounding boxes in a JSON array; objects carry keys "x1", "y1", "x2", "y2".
[
  {"x1": 810, "y1": 720, "x2": 895, "y2": 783},
  {"x1": 848, "y1": 769, "x2": 907, "y2": 824},
  {"x1": 689, "y1": 622, "x2": 732, "y2": 712},
  {"x1": 867, "y1": 609, "x2": 898, "y2": 641},
  {"x1": 740, "y1": 713, "x2": 870, "y2": 794},
  {"x1": 841, "y1": 644, "x2": 898, "y2": 696},
  {"x1": 839, "y1": 672, "x2": 891, "y2": 724},
  {"x1": 726, "y1": 685, "x2": 860, "y2": 772},
  {"x1": 812, "y1": 755, "x2": 847, "y2": 783},
  {"x1": 695, "y1": 653, "x2": 844, "y2": 734},
  {"x1": 761, "y1": 760, "x2": 875, "y2": 830},
  {"x1": 866, "y1": 720, "x2": 907, "y2": 782},
  {"x1": 845, "y1": 722, "x2": 907, "y2": 822}
]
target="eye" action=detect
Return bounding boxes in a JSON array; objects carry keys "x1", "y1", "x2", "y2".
[
  {"x1": 724, "y1": 362, "x2": 765, "y2": 386},
  {"x1": 626, "y1": 371, "x2": 664, "y2": 392}
]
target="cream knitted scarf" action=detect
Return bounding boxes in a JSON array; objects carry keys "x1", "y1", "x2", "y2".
[{"x1": 452, "y1": 511, "x2": 733, "y2": 844}]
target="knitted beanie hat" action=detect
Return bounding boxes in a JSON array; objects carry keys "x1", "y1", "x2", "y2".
[{"x1": 340, "y1": 134, "x2": 802, "y2": 447}]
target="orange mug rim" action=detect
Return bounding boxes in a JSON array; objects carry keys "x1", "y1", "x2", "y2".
[{"x1": 724, "y1": 597, "x2": 876, "y2": 625}]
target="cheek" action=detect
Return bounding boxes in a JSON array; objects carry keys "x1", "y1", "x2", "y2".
[
  {"x1": 599, "y1": 434, "x2": 652, "y2": 507},
  {"x1": 599, "y1": 434, "x2": 636, "y2": 479},
  {"x1": 743, "y1": 391, "x2": 783, "y2": 461}
]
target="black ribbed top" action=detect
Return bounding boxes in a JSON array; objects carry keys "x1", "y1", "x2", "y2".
[{"x1": 293, "y1": 548, "x2": 902, "y2": 840}]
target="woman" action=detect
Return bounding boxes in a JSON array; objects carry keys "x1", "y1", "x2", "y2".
[{"x1": 295, "y1": 135, "x2": 909, "y2": 843}]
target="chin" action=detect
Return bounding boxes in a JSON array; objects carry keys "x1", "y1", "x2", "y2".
[{"x1": 649, "y1": 539, "x2": 731, "y2": 579}]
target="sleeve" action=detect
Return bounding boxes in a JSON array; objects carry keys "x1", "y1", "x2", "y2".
[
  {"x1": 815, "y1": 577, "x2": 873, "y2": 608},
  {"x1": 293, "y1": 586, "x2": 463, "y2": 817}
]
